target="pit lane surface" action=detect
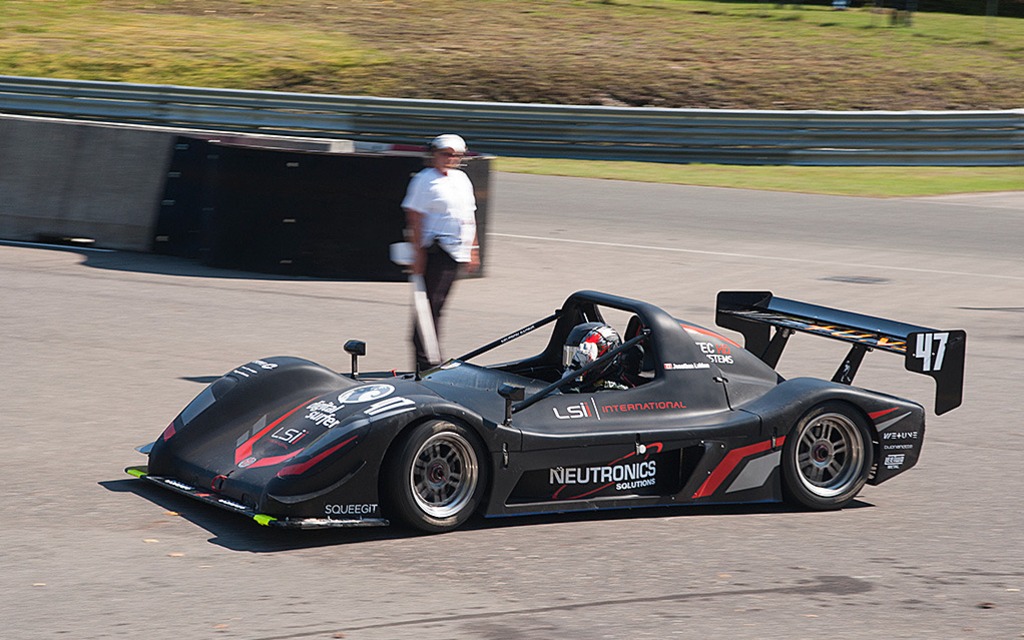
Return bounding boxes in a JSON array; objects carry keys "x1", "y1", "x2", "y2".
[{"x1": 2, "y1": 175, "x2": 1022, "y2": 639}]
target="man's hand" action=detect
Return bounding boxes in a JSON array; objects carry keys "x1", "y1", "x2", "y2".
[{"x1": 412, "y1": 246, "x2": 427, "y2": 276}]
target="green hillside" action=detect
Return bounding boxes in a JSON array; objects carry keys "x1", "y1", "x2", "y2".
[{"x1": 1, "y1": 0, "x2": 1021, "y2": 110}]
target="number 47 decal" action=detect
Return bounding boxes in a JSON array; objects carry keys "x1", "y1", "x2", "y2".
[{"x1": 914, "y1": 332, "x2": 949, "y2": 372}]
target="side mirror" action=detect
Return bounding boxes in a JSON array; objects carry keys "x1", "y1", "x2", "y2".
[
  {"x1": 498, "y1": 383, "x2": 525, "y2": 426},
  {"x1": 344, "y1": 340, "x2": 366, "y2": 379}
]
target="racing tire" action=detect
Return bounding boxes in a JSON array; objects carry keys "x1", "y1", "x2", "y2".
[
  {"x1": 385, "y1": 419, "x2": 488, "y2": 533},
  {"x1": 781, "y1": 402, "x2": 874, "y2": 510}
]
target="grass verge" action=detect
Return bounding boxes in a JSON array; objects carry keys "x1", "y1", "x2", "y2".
[{"x1": 496, "y1": 158, "x2": 1024, "y2": 196}]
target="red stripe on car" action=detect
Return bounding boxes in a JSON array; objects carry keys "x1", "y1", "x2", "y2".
[
  {"x1": 679, "y1": 323, "x2": 743, "y2": 349},
  {"x1": 692, "y1": 437, "x2": 785, "y2": 499},
  {"x1": 247, "y1": 449, "x2": 306, "y2": 469},
  {"x1": 277, "y1": 435, "x2": 358, "y2": 477}
]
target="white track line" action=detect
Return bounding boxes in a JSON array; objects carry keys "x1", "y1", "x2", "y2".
[
  {"x1": 0, "y1": 239, "x2": 114, "y2": 253},
  {"x1": 489, "y1": 232, "x2": 1024, "y2": 281}
]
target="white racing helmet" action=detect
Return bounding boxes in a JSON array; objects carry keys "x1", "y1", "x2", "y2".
[{"x1": 563, "y1": 322, "x2": 622, "y2": 383}]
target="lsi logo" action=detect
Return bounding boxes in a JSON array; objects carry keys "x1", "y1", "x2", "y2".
[
  {"x1": 271, "y1": 427, "x2": 308, "y2": 445},
  {"x1": 553, "y1": 399, "x2": 601, "y2": 420}
]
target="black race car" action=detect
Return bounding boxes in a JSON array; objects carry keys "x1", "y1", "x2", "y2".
[{"x1": 127, "y1": 290, "x2": 965, "y2": 533}]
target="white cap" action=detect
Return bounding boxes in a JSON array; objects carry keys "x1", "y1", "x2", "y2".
[{"x1": 430, "y1": 134, "x2": 467, "y2": 153}]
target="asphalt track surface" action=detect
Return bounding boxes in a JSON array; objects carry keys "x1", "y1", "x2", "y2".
[{"x1": 2, "y1": 174, "x2": 1022, "y2": 640}]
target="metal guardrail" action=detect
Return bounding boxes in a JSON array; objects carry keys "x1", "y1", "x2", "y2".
[{"x1": 1, "y1": 75, "x2": 1022, "y2": 165}]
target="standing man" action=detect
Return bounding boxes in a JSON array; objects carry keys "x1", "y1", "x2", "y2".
[{"x1": 401, "y1": 134, "x2": 479, "y2": 371}]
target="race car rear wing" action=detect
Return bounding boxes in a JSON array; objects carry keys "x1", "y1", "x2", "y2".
[{"x1": 716, "y1": 291, "x2": 965, "y2": 415}]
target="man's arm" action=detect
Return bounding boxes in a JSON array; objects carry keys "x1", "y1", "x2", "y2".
[
  {"x1": 403, "y1": 207, "x2": 427, "y2": 276},
  {"x1": 468, "y1": 233, "x2": 480, "y2": 273}
]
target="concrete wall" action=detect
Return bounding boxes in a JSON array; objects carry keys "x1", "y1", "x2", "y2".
[
  {"x1": 0, "y1": 115, "x2": 175, "y2": 251},
  {"x1": 0, "y1": 115, "x2": 492, "y2": 279}
]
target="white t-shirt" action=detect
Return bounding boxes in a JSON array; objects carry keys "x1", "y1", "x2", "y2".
[{"x1": 401, "y1": 167, "x2": 477, "y2": 263}]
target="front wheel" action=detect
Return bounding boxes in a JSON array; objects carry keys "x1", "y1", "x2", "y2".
[
  {"x1": 782, "y1": 402, "x2": 874, "y2": 510},
  {"x1": 384, "y1": 419, "x2": 488, "y2": 533}
]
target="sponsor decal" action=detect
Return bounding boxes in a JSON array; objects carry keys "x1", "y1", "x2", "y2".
[
  {"x1": 549, "y1": 442, "x2": 664, "y2": 500},
  {"x1": 337, "y1": 384, "x2": 395, "y2": 405},
  {"x1": 364, "y1": 396, "x2": 416, "y2": 417},
  {"x1": 305, "y1": 400, "x2": 343, "y2": 428},
  {"x1": 553, "y1": 399, "x2": 600, "y2": 420},
  {"x1": 884, "y1": 453, "x2": 906, "y2": 470},
  {"x1": 600, "y1": 400, "x2": 685, "y2": 414},
  {"x1": 733, "y1": 315, "x2": 913, "y2": 353},
  {"x1": 882, "y1": 431, "x2": 919, "y2": 440},
  {"x1": 696, "y1": 341, "x2": 734, "y2": 365},
  {"x1": 798, "y1": 321, "x2": 909, "y2": 352},
  {"x1": 271, "y1": 426, "x2": 309, "y2": 445},
  {"x1": 664, "y1": 362, "x2": 711, "y2": 370},
  {"x1": 325, "y1": 503, "x2": 378, "y2": 517},
  {"x1": 238, "y1": 456, "x2": 258, "y2": 468},
  {"x1": 231, "y1": 359, "x2": 278, "y2": 378},
  {"x1": 883, "y1": 443, "x2": 915, "y2": 451},
  {"x1": 550, "y1": 461, "x2": 657, "y2": 490}
]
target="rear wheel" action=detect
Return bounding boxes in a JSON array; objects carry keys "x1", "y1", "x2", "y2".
[
  {"x1": 385, "y1": 419, "x2": 488, "y2": 533},
  {"x1": 782, "y1": 402, "x2": 873, "y2": 510}
]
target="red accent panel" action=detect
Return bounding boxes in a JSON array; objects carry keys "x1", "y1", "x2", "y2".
[
  {"x1": 679, "y1": 323, "x2": 743, "y2": 349},
  {"x1": 277, "y1": 435, "x2": 358, "y2": 477},
  {"x1": 234, "y1": 397, "x2": 316, "y2": 464},
  {"x1": 161, "y1": 422, "x2": 176, "y2": 441},
  {"x1": 247, "y1": 449, "x2": 305, "y2": 469},
  {"x1": 869, "y1": 408, "x2": 899, "y2": 420},
  {"x1": 692, "y1": 437, "x2": 786, "y2": 499}
]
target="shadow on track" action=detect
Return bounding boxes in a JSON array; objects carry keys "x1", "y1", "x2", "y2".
[
  {"x1": 0, "y1": 241, "x2": 322, "y2": 280},
  {"x1": 101, "y1": 478, "x2": 874, "y2": 553}
]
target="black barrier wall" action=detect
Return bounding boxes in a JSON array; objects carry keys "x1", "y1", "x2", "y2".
[{"x1": 153, "y1": 137, "x2": 491, "y2": 280}]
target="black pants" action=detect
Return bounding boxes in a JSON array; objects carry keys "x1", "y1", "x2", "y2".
[{"x1": 413, "y1": 245, "x2": 459, "y2": 370}]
